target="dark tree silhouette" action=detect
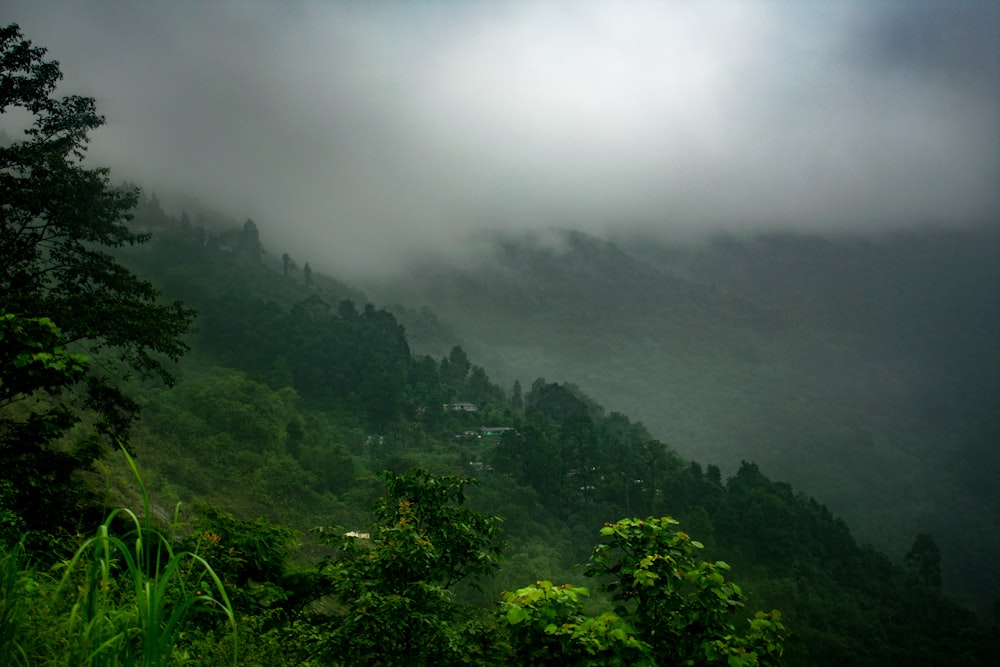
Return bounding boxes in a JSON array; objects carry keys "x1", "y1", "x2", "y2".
[{"x1": 905, "y1": 533, "x2": 942, "y2": 588}]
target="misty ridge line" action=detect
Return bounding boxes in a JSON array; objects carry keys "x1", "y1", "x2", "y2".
[{"x1": 2, "y1": 0, "x2": 996, "y2": 277}]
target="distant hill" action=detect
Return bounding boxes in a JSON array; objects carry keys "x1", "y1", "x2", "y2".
[{"x1": 365, "y1": 224, "x2": 1000, "y2": 614}]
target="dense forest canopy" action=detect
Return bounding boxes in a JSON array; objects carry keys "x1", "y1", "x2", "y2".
[{"x1": 2, "y1": 20, "x2": 999, "y2": 667}]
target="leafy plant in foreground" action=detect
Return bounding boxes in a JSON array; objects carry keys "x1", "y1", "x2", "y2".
[
  {"x1": 315, "y1": 468, "x2": 505, "y2": 666},
  {"x1": 587, "y1": 517, "x2": 786, "y2": 666},
  {"x1": 500, "y1": 517, "x2": 786, "y2": 666},
  {"x1": 3, "y1": 448, "x2": 238, "y2": 666},
  {"x1": 0, "y1": 541, "x2": 41, "y2": 666},
  {"x1": 501, "y1": 580, "x2": 651, "y2": 666}
]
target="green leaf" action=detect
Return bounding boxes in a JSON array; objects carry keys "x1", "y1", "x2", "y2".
[{"x1": 505, "y1": 606, "x2": 528, "y2": 625}]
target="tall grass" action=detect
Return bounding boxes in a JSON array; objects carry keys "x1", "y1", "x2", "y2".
[
  {"x1": 0, "y1": 541, "x2": 37, "y2": 666},
  {"x1": 4, "y1": 446, "x2": 238, "y2": 666}
]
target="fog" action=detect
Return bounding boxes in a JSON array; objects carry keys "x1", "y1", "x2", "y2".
[{"x1": 6, "y1": 1, "x2": 998, "y2": 276}]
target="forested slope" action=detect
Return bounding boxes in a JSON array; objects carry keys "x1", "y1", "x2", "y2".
[
  {"x1": 365, "y1": 226, "x2": 1000, "y2": 615},
  {"x1": 103, "y1": 207, "x2": 997, "y2": 665},
  {"x1": 4, "y1": 22, "x2": 996, "y2": 664}
]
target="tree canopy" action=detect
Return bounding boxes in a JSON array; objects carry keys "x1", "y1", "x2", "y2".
[{"x1": 0, "y1": 23, "x2": 193, "y2": 547}]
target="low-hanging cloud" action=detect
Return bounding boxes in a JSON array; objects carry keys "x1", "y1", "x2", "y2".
[{"x1": 5, "y1": 1, "x2": 998, "y2": 276}]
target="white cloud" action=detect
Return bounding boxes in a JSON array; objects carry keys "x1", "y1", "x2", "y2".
[{"x1": 4, "y1": 1, "x2": 997, "y2": 275}]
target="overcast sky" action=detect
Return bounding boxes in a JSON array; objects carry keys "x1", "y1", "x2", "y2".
[{"x1": 5, "y1": 1, "x2": 998, "y2": 275}]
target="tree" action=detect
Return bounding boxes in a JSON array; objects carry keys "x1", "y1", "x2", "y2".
[
  {"x1": 441, "y1": 345, "x2": 471, "y2": 390},
  {"x1": 239, "y1": 218, "x2": 262, "y2": 263},
  {"x1": 0, "y1": 24, "x2": 194, "y2": 544},
  {"x1": 466, "y1": 364, "x2": 504, "y2": 406},
  {"x1": 527, "y1": 381, "x2": 590, "y2": 422},
  {"x1": 585, "y1": 517, "x2": 786, "y2": 666},
  {"x1": 316, "y1": 469, "x2": 505, "y2": 665},
  {"x1": 0, "y1": 313, "x2": 101, "y2": 549},
  {"x1": 302, "y1": 261, "x2": 313, "y2": 287},
  {"x1": 501, "y1": 580, "x2": 652, "y2": 666},
  {"x1": 511, "y1": 379, "x2": 524, "y2": 411},
  {"x1": 706, "y1": 463, "x2": 723, "y2": 485},
  {"x1": 185, "y1": 508, "x2": 302, "y2": 617},
  {"x1": 904, "y1": 533, "x2": 942, "y2": 589},
  {"x1": 498, "y1": 517, "x2": 786, "y2": 666},
  {"x1": 337, "y1": 298, "x2": 358, "y2": 321}
]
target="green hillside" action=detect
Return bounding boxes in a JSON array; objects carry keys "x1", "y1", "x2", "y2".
[
  {"x1": 3, "y1": 23, "x2": 998, "y2": 663},
  {"x1": 122, "y1": 212, "x2": 1000, "y2": 662},
  {"x1": 366, "y1": 226, "x2": 1000, "y2": 616},
  {"x1": 4, "y1": 196, "x2": 998, "y2": 663}
]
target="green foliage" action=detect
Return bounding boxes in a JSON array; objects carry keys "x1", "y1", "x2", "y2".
[
  {"x1": 587, "y1": 517, "x2": 786, "y2": 666},
  {"x1": 490, "y1": 404, "x2": 681, "y2": 527},
  {"x1": 526, "y1": 381, "x2": 592, "y2": 422},
  {"x1": 501, "y1": 580, "x2": 651, "y2": 666},
  {"x1": 497, "y1": 518, "x2": 786, "y2": 666},
  {"x1": 168, "y1": 286, "x2": 411, "y2": 428},
  {"x1": 0, "y1": 313, "x2": 102, "y2": 551},
  {"x1": 52, "y1": 511, "x2": 233, "y2": 666},
  {"x1": 0, "y1": 23, "x2": 193, "y2": 440},
  {"x1": 0, "y1": 448, "x2": 236, "y2": 666},
  {"x1": 372, "y1": 468, "x2": 505, "y2": 589},
  {"x1": 169, "y1": 367, "x2": 299, "y2": 452},
  {"x1": 0, "y1": 541, "x2": 35, "y2": 665},
  {"x1": 373, "y1": 226, "x2": 1000, "y2": 618},
  {"x1": 185, "y1": 508, "x2": 312, "y2": 619},
  {"x1": 1, "y1": 23, "x2": 193, "y2": 554},
  {"x1": 315, "y1": 468, "x2": 505, "y2": 666},
  {"x1": 134, "y1": 365, "x2": 365, "y2": 531},
  {"x1": 0, "y1": 313, "x2": 89, "y2": 401},
  {"x1": 3, "y1": 19, "x2": 998, "y2": 667}
]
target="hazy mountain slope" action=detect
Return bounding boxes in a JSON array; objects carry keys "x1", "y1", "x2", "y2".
[
  {"x1": 365, "y1": 225, "x2": 1000, "y2": 614},
  {"x1": 94, "y1": 208, "x2": 999, "y2": 663},
  {"x1": 626, "y1": 226, "x2": 1000, "y2": 496}
]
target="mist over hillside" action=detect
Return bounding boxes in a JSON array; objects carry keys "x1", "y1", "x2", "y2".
[
  {"x1": 364, "y1": 223, "x2": 1000, "y2": 614},
  {"x1": 5, "y1": 1, "x2": 998, "y2": 276},
  {"x1": 5, "y1": 3, "x2": 1000, "y2": 661}
]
